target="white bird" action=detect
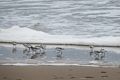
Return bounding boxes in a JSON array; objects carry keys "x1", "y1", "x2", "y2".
[
  {"x1": 89, "y1": 45, "x2": 106, "y2": 60},
  {"x1": 55, "y1": 47, "x2": 64, "y2": 58}
]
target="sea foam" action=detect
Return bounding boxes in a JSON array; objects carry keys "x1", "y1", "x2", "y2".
[{"x1": 0, "y1": 26, "x2": 120, "y2": 47}]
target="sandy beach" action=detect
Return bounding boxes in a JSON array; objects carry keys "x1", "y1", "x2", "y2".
[{"x1": 0, "y1": 65, "x2": 120, "y2": 80}]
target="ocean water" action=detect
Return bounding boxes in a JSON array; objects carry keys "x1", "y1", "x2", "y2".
[
  {"x1": 0, "y1": 45, "x2": 120, "y2": 67},
  {"x1": 0, "y1": 0, "x2": 120, "y2": 37},
  {"x1": 0, "y1": 0, "x2": 120, "y2": 67}
]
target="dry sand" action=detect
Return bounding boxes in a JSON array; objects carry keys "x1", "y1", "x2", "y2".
[{"x1": 0, "y1": 65, "x2": 120, "y2": 80}]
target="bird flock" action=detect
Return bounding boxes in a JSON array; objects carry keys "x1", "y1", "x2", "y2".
[{"x1": 11, "y1": 42, "x2": 107, "y2": 61}]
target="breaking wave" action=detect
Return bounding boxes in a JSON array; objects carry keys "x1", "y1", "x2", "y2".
[{"x1": 0, "y1": 26, "x2": 120, "y2": 47}]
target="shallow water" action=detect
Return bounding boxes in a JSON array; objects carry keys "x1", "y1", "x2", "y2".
[{"x1": 0, "y1": 45, "x2": 120, "y2": 67}]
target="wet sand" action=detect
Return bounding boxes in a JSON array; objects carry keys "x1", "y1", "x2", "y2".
[{"x1": 0, "y1": 65, "x2": 120, "y2": 80}]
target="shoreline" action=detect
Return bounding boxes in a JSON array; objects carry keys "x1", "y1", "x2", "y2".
[
  {"x1": 0, "y1": 65, "x2": 120, "y2": 80},
  {"x1": 0, "y1": 62, "x2": 119, "y2": 68},
  {"x1": 1, "y1": 41, "x2": 120, "y2": 48},
  {"x1": 0, "y1": 45, "x2": 120, "y2": 68}
]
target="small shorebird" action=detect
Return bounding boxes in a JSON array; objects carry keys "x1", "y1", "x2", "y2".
[
  {"x1": 12, "y1": 42, "x2": 17, "y2": 53},
  {"x1": 12, "y1": 42, "x2": 17, "y2": 48},
  {"x1": 23, "y1": 43, "x2": 46, "y2": 52},
  {"x1": 55, "y1": 47, "x2": 64, "y2": 58},
  {"x1": 89, "y1": 45, "x2": 106, "y2": 60},
  {"x1": 35, "y1": 43, "x2": 46, "y2": 53},
  {"x1": 90, "y1": 45, "x2": 94, "y2": 56},
  {"x1": 23, "y1": 43, "x2": 46, "y2": 59},
  {"x1": 23, "y1": 43, "x2": 32, "y2": 52}
]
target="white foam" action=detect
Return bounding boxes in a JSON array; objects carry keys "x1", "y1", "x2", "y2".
[
  {"x1": 1, "y1": 63, "x2": 79, "y2": 66},
  {"x1": 1, "y1": 63, "x2": 117, "y2": 68},
  {"x1": 40, "y1": 63, "x2": 79, "y2": 66},
  {"x1": 0, "y1": 26, "x2": 120, "y2": 47},
  {"x1": 2, "y1": 63, "x2": 37, "y2": 66},
  {"x1": 89, "y1": 60, "x2": 104, "y2": 64}
]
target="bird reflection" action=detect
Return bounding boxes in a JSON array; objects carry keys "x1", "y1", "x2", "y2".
[
  {"x1": 30, "y1": 53, "x2": 39, "y2": 59},
  {"x1": 12, "y1": 47, "x2": 17, "y2": 53},
  {"x1": 12, "y1": 42, "x2": 17, "y2": 53},
  {"x1": 30, "y1": 50, "x2": 46, "y2": 59}
]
